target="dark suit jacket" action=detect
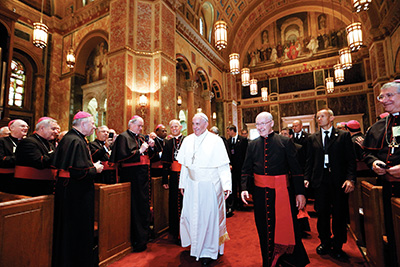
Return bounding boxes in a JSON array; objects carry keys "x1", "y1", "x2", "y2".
[
  {"x1": 227, "y1": 135, "x2": 248, "y2": 171},
  {"x1": 305, "y1": 128, "x2": 356, "y2": 188},
  {"x1": 0, "y1": 136, "x2": 18, "y2": 168},
  {"x1": 293, "y1": 131, "x2": 309, "y2": 148},
  {"x1": 89, "y1": 139, "x2": 110, "y2": 162}
]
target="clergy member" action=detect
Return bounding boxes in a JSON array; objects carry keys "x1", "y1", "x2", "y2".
[
  {"x1": 110, "y1": 115, "x2": 155, "y2": 252},
  {"x1": 161, "y1": 119, "x2": 185, "y2": 244},
  {"x1": 90, "y1": 125, "x2": 115, "y2": 184},
  {"x1": 241, "y1": 112, "x2": 309, "y2": 267},
  {"x1": 14, "y1": 117, "x2": 58, "y2": 196},
  {"x1": 51, "y1": 111, "x2": 104, "y2": 267},
  {"x1": 0, "y1": 119, "x2": 29, "y2": 193},
  {"x1": 177, "y1": 113, "x2": 231, "y2": 266}
]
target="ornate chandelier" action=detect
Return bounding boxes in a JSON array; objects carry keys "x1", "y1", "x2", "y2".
[
  {"x1": 346, "y1": 22, "x2": 363, "y2": 51},
  {"x1": 250, "y1": 79, "x2": 258, "y2": 95},
  {"x1": 214, "y1": 21, "x2": 227, "y2": 50},
  {"x1": 334, "y1": 63, "x2": 344, "y2": 83},
  {"x1": 32, "y1": 0, "x2": 48, "y2": 49},
  {"x1": 241, "y1": 68, "x2": 250, "y2": 86},
  {"x1": 229, "y1": 53, "x2": 240, "y2": 74},
  {"x1": 261, "y1": 87, "x2": 268, "y2": 101},
  {"x1": 339, "y1": 47, "x2": 352, "y2": 70}
]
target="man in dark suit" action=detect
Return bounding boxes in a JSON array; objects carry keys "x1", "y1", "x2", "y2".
[
  {"x1": 305, "y1": 108, "x2": 356, "y2": 261},
  {"x1": 292, "y1": 119, "x2": 309, "y2": 147},
  {"x1": 227, "y1": 124, "x2": 248, "y2": 212}
]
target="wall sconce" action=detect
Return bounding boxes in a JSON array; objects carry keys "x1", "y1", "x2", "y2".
[
  {"x1": 212, "y1": 112, "x2": 217, "y2": 120},
  {"x1": 161, "y1": 75, "x2": 168, "y2": 85},
  {"x1": 177, "y1": 94, "x2": 182, "y2": 106},
  {"x1": 197, "y1": 107, "x2": 202, "y2": 113},
  {"x1": 139, "y1": 94, "x2": 148, "y2": 116}
]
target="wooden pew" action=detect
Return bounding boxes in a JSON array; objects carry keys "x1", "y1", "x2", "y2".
[
  {"x1": 361, "y1": 181, "x2": 386, "y2": 266},
  {"x1": 95, "y1": 183, "x2": 132, "y2": 267},
  {"x1": 391, "y1": 197, "x2": 400, "y2": 267},
  {"x1": 151, "y1": 176, "x2": 169, "y2": 236},
  {"x1": 348, "y1": 177, "x2": 377, "y2": 246},
  {"x1": 0, "y1": 193, "x2": 54, "y2": 267}
]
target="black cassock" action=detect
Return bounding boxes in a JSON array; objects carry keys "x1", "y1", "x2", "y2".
[
  {"x1": 51, "y1": 129, "x2": 97, "y2": 267},
  {"x1": 14, "y1": 133, "x2": 55, "y2": 196},
  {"x1": 363, "y1": 114, "x2": 400, "y2": 266},
  {"x1": 241, "y1": 132, "x2": 309, "y2": 267},
  {"x1": 0, "y1": 136, "x2": 19, "y2": 194},
  {"x1": 161, "y1": 135, "x2": 184, "y2": 239},
  {"x1": 89, "y1": 139, "x2": 116, "y2": 184},
  {"x1": 110, "y1": 130, "x2": 154, "y2": 249}
]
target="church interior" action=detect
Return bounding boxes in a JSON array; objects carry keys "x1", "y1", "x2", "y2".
[{"x1": 1, "y1": 0, "x2": 400, "y2": 266}]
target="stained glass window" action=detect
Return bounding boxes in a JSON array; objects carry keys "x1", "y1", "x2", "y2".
[{"x1": 9, "y1": 59, "x2": 25, "y2": 107}]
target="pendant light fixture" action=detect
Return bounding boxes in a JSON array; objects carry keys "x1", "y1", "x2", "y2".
[
  {"x1": 214, "y1": 21, "x2": 227, "y2": 50},
  {"x1": 261, "y1": 87, "x2": 268, "y2": 101},
  {"x1": 32, "y1": 0, "x2": 48, "y2": 49},
  {"x1": 250, "y1": 79, "x2": 258, "y2": 95},
  {"x1": 334, "y1": 63, "x2": 344, "y2": 83},
  {"x1": 346, "y1": 22, "x2": 363, "y2": 51},
  {"x1": 339, "y1": 47, "x2": 352, "y2": 69},
  {"x1": 241, "y1": 68, "x2": 250, "y2": 86},
  {"x1": 229, "y1": 53, "x2": 240, "y2": 74}
]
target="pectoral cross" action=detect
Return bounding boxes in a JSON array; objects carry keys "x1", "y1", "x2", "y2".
[{"x1": 389, "y1": 143, "x2": 399, "y2": 154}]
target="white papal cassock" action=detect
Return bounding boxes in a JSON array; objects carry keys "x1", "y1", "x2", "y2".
[{"x1": 177, "y1": 130, "x2": 232, "y2": 260}]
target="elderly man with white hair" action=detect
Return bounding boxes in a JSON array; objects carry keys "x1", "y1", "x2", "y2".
[
  {"x1": 177, "y1": 113, "x2": 231, "y2": 265},
  {"x1": 0, "y1": 119, "x2": 29, "y2": 193},
  {"x1": 110, "y1": 115, "x2": 155, "y2": 252},
  {"x1": 14, "y1": 117, "x2": 58, "y2": 196}
]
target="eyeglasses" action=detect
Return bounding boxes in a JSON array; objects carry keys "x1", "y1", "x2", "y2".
[
  {"x1": 377, "y1": 92, "x2": 400, "y2": 102},
  {"x1": 255, "y1": 121, "x2": 272, "y2": 127}
]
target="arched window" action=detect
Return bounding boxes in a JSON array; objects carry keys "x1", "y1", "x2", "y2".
[
  {"x1": 199, "y1": 17, "x2": 205, "y2": 37},
  {"x1": 9, "y1": 59, "x2": 25, "y2": 107}
]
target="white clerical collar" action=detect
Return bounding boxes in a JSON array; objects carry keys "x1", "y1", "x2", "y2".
[
  {"x1": 174, "y1": 134, "x2": 182, "y2": 139},
  {"x1": 392, "y1": 112, "x2": 399, "y2": 116}
]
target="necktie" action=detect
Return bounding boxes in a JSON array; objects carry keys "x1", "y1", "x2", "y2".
[
  {"x1": 296, "y1": 133, "x2": 299, "y2": 139},
  {"x1": 323, "y1": 131, "x2": 329, "y2": 152},
  {"x1": 232, "y1": 137, "x2": 235, "y2": 144}
]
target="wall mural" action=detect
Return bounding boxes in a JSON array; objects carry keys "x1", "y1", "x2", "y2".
[
  {"x1": 85, "y1": 41, "x2": 108, "y2": 84},
  {"x1": 244, "y1": 12, "x2": 347, "y2": 67}
]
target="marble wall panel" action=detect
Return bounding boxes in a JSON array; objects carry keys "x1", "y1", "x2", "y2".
[
  {"x1": 154, "y1": 3, "x2": 161, "y2": 50},
  {"x1": 129, "y1": 0, "x2": 135, "y2": 48},
  {"x1": 376, "y1": 42, "x2": 387, "y2": 77},
  {"x1": 161, "y1": 58, "x2": 176, "y2": 126},
  {"x1": 161, "y1": 5, "x2": 175, "y2": 58},
  {"x1": 110, "y1": 0, "x2": 127, "y2": 51},
  {"x1": 136, "y1": 58, "x2": 151, "y2": 92},
  {"x1": 108, "y1": 53, "x2": 127, "y2": 133},
  {"x1": 74, "y1": 16, "x2": 110, "y2": 53},
  {"x1": 34, "y1": 77, "x2": 45, "y2": 121},
  {"x1": 370, "y1": 44, "x2": 377, "y2": 82},
  {"x1": 127, "y1": 54, "x2": 134, "y2": 120},
  {"x1": 137, "y1": 2, "x2": 152, "y2": 51},
  {"x1": 153, "y1": 57, "x2": 160, "y2": 127}
]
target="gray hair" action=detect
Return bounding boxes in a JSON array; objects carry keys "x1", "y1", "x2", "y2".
[
  {"x1": 381, "y1": 81, "x2": 400, "y2": 93},
  {"x1": 210, "y1": 126, "x2": 219, "y2": 135},
  {"x1": 169, "y1": 119, "x2": 181, "y2": 127},
  {"x1": 256, "y1": 112, "x2": 273, "y2": 121},
  {"x1": 36, "y1": 118, "x2": 57, "y2": 131},
  {"x1": 72, "y1": 116, "x2": 92, "y2": 127},
  {"x1": 128, "y1": 116, "x2": 143, "y2": 127}
]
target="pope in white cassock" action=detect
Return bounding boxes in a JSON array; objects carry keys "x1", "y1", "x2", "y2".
[{"x1": 177, "y1": 113, "x2": 232, "y2": 265}]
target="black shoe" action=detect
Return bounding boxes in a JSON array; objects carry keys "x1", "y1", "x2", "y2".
[
  {"x1": 330, "y1": 249, "x2": 349, "y2": 261},
  {"x1": 133, "y1": 244, "x2": 147, "y2": 252},
  {"x1": 316, "y1": 243, "x2": 331, "y2": 255},
  {"x1": 200, "y1": 258, "x2": 213, "y2": 266},
  {"x1": 226, "y1": 211, "x2": 234, "y2": 218}
]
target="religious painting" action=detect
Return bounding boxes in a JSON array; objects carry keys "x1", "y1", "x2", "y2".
[
  {"x1": 85, "y1": 41, "x2": 108, "y2": 84},
  {"x1": 244, "y1": 12, "x2": 347, "y2": 68}
]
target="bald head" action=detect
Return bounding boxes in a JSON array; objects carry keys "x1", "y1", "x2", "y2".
[{"x1": 9, "y1": 119, "x2": 29, "y2": 139}]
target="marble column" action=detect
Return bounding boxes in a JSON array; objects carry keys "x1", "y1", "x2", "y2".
[
  {"x1": 186, "y1": 81, "x2": 195, "y2": 134},
  {"x1": 107, "y1": 0, "x2": 176, "y2": 133},
  {"x1": 201, "y1": 91, "x2": 212, "y2": 122}
]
